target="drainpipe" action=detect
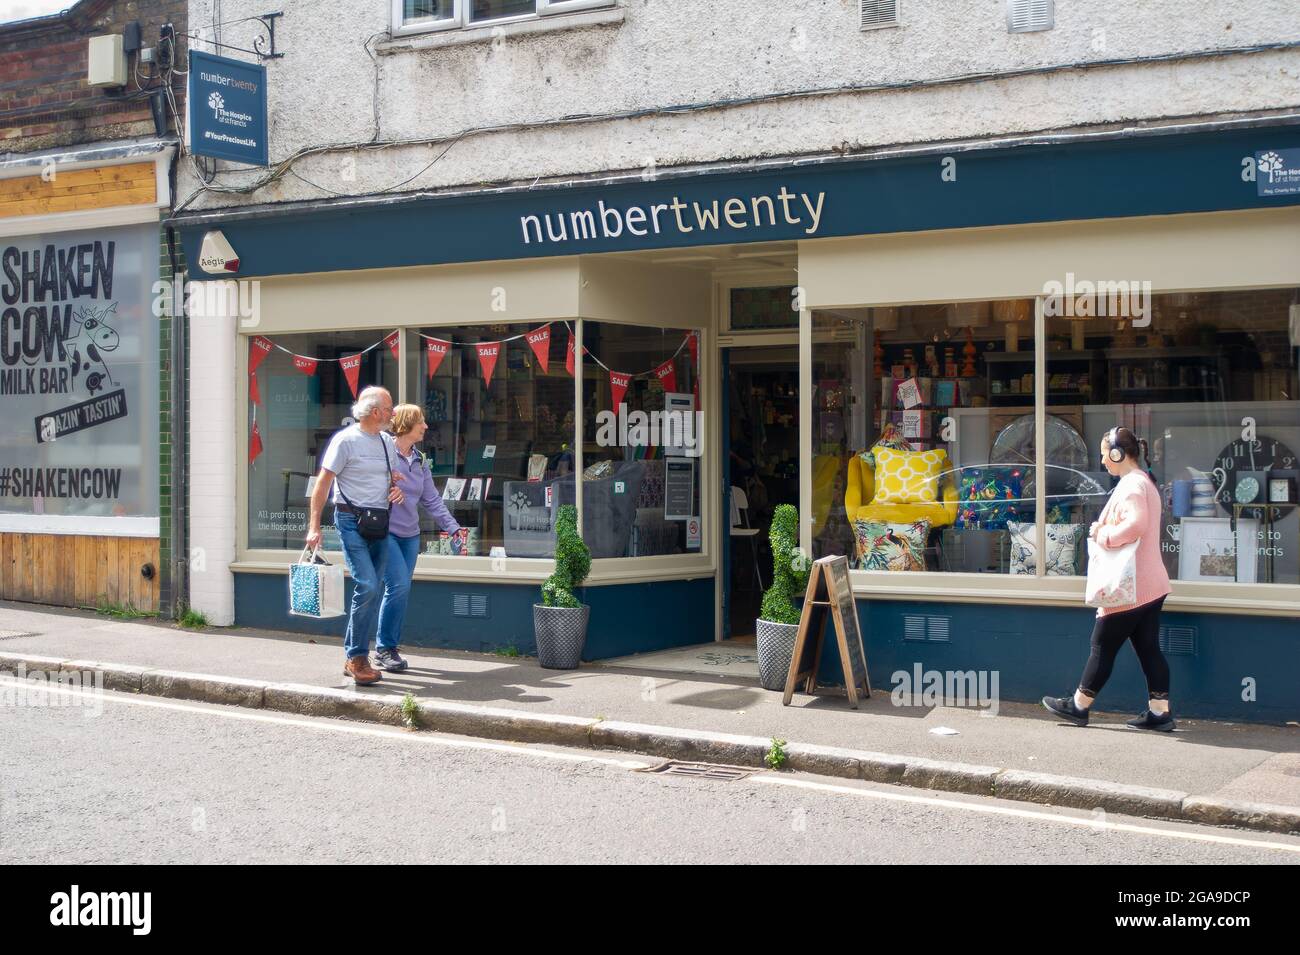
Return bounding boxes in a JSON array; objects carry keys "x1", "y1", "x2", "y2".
[{"x1": 165, "y1": 224, "x2": 189, "y2": 620}]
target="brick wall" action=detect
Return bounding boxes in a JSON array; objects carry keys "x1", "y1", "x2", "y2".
[{"x1": 0, "y1": 0, "x2": 187, "y2": 152}]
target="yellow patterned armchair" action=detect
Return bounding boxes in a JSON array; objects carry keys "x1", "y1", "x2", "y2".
[{"x1": 845, "y1": 453, "x2": 959, "y2": 535}]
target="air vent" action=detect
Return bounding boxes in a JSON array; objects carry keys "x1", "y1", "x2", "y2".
[
  {"x1": 903, "y1": 615, "x2": 950, "y2": 642},
  {"x1": 860, "y1": 0, "x2": 899, "y2": 31},
  {"x1": 452, "y1": 593, "x2": 489, "y2": 618},
  {"x1": 1007, "y1": 0, "x2": 1053, "y2": 33},
  {"x1": 1159, "y1": 626, "x2": 1197, "y2": 657}
]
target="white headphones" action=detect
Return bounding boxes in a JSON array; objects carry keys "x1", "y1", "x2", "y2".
[{"x1": 1106, "y1": 427, "x2": 1125, "y2": 463}]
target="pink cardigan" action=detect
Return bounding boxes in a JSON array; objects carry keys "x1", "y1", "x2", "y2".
[{"x1": 1093, "y1": 471, "x2": 1171, "y2": 617}]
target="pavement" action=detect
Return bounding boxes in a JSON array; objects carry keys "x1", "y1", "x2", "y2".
[{"x1": 2, "y1": 600, "x2": 1298, "y2": 835}]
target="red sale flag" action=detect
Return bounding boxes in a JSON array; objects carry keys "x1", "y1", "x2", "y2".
[
  {"x1": 653, "y1": 358, "x2": 677, "y2": 393},
  {"x1": 383, "y1": 331, "x2": 400, "y2": 360},
  {"x1": 476, "y1": 341, "x2": 501, "y2": 387},
  {"x1": 292, "y1": 354, "x2": 318, "y2": 376},
  {"x1": 525, "y1": 325, "x2": 551, "y2": 374},
  {"x1": 609, "y1": 371, "x2": 631, "y2": 409},
  {"x1": 425, "y1": 338, "x2": 450, "y2": 379},
  {"x1": 249, "y1": 417, "x2": 264, "y2": 465},
  {"x1": 249, "y1": 371, "x2": 261, "y2": 405},
  {"x1": 340, "y1": 353, "x2": 363, "y2": 398},
  {"x1": 249, "y1": 335, "x2": 274, "y2": 373},
  {"x1": 565, "y1": 331, "x2": 576, "y2": 376}
]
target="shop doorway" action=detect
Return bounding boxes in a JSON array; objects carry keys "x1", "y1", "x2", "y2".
[{"x1": 723, "y1": 346, "x2": 800, "y2": 640}]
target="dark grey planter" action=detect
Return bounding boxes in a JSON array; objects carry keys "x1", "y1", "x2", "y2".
[
  {"x1": 756, "y1": 618, "x2": 800, "y2": 691},
  {"x1": 533, "y1": 603, "x2": 590, "y2": 669}
]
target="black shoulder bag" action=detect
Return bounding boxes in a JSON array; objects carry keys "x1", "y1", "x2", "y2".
[{"x1": 335, "y1": 433, "x2": 392, "y2": 541}]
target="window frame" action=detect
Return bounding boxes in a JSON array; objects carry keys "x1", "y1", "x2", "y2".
[{"x1": 391, "y1": 0, "x2": 615, "y2": 36}]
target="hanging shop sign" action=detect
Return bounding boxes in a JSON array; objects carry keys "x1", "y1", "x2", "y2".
[
  {"x1": 0, "y1": 224, "x2": 160, "y2": 518},
  {"x1": 188, "y1": 49, "x2": 269, "y2": 167}
]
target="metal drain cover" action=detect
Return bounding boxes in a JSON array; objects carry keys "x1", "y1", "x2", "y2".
[
  {"x1": 0, "y1": 630, "x2": 37, "y2": 640},
  {"x1": 640, "y1": 760, "x2": 752, "y2": 781}
]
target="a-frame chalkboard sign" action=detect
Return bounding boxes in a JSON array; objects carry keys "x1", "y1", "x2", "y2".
[{"x1": 782, "y1": 555, "x2": 871, "y2": 708}]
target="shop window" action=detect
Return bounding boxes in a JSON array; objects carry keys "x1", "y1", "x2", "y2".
[
  {"x1": 812, "y1": 301, "x2": 1044, "y2": 575},
  {"x1": 393, "y1": 0, "x2": 614, "y2": 33},
  {"x1": 246, "y1": 331, "x2": 398, "y2": 551},
  {"x1": 1047, "y1": 288, "x2": 1300, "y2": 587},
  {"x1": 406, "y1": 323, "x2": 575, "y2": 559},
  {"x1": 581, "y1": 322, "x2": 704, "y2": 558}
]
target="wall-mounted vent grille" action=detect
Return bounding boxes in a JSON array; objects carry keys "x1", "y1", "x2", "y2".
[
  {"x1": 1007, "y1": 0, "x2": 1053, "y2": 33},
  {"x1": 860, "y1": 0, "x2": 899, "y2": 31},
  {"x1": 452, "y1": 593, "x2": 489, "y2": 618},
  {"x1": 1159, "y1": 626, "x2": 1197, "y2": 656},
  {"x1": 903, "y1": 615, "x2": 951, "y2": 642}
]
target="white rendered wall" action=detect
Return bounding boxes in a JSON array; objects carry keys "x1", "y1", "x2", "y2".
[
  {"x1": 178, "y1": 0, "x2": 1300, "y2": 211},
  {"x1": 186, "y1": 285, "x2": 238, "y2": 625}
]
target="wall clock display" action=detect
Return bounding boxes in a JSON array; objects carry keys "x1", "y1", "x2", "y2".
[{"x1": 1214, "y1": 437, "x2": 1297, "y2": 521}]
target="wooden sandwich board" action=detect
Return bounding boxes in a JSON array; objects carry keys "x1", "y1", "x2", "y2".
[{"x1": 782, "y1": 555, "x2": 871, "y2": 709}]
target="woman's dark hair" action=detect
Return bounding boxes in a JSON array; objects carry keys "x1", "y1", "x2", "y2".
[{"x1": 1104, "y1": 426, "x2": 1156, "y2": 483}]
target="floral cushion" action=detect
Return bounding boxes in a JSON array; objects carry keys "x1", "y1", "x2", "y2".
[
  {"x1": 858, "y1": 422, "x2": 913, "y2": 470},
  {"x1": 956, "y1": 466, "x2": 1025, "y2": 529},
  {"x1": 854, "y1": 519, "x2": 930, "y2": 572},
  {"x1": 1007, "y1": 521, "x2": 1083, "y2": 576},
  {"x1": 872, "y1": 447, "x2": 948, "y2": 505}
]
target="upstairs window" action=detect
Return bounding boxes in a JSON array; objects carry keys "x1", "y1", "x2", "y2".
[{"x1": 394, "y1": 0, "x2": 614, "y2": 35}]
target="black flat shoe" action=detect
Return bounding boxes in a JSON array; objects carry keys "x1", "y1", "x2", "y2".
[
  {"x1": 1126, "y1": 709, "x2": 1176, "y2": 732},
  {"x1": 1042, "y1": 695, "x2": 1090, "y2": 726}
]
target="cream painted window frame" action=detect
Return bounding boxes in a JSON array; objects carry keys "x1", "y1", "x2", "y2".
[
  {"x1": 798, "y1": 295, "x2": 1300, "y2": 616},
  {"x1": 390, "y1": 0, "x2": 614, "y2": 36}
]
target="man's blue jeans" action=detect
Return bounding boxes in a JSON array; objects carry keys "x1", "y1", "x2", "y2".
[
  {"x1": 336, "y1": 511, "x2": 388, "y2": 660},
  {"x1": 376, "y1": 532, "x2": 420, "y2": 652}
]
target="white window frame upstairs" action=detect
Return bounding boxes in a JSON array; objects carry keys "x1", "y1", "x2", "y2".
[{"x1": 391, "y1": 0, "x2": 615, "y2": 36}]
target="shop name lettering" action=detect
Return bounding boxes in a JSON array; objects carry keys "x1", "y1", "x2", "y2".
[
  {"x1": 0, "y1": 240, "x2": 119, "y2": 397},
  {"x1": 520, "y1": 188, "x2": 826, "y2": 246}
]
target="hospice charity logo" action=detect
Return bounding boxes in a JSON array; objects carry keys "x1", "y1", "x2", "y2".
[
  {"x1": 1256, "y1": 149, "x2": 1300, "y2": 197},
  {"x1": 208, "y1": 91, "x2": 224, "y2": 117}
]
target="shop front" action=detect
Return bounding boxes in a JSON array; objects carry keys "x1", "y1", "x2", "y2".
[{"x1": 177, "y1": 120, "x2": 1300, "y2": 721}]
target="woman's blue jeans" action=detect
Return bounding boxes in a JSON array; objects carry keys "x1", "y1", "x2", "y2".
[
  {"x1": 336, "y1": 511, "x2": 389, "y2": 660},
  {"x1": 376, "y1": 532, "x2": 421, "y2": 651}
]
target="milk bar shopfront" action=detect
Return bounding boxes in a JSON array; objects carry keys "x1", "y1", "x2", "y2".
[{"x1": 176, "y1": 119, "x2": 1300, "y2": 722}]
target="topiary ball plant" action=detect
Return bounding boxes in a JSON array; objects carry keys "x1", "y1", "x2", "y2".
[
  {"x1": 542, "y1": 504, "x2": 591, "y2": 609},
  {"x1": 759, "y1": 503, "x2": 809, "y2": 626}
]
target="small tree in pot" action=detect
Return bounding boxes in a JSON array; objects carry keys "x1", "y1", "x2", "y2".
[
  {"x1": 534, "y1": 504, "x2": 592, "y2": 669},
  {"x1": 756, "y1": 504, "x2": 809, "y2": 691}
]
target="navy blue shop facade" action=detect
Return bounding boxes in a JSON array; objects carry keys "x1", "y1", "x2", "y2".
[{"x1": 176, "y1": 119, "x2": 1300, "y2": 723}]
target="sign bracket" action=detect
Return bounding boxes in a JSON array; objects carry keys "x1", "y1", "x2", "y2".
[{"x1": 185, "y1": 12, "x2": 285, "y2": 61}]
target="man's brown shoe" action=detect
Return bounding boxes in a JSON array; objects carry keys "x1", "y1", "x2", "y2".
[{"x1": 344, "y1": 655, "x2": 382, "y2": 685}]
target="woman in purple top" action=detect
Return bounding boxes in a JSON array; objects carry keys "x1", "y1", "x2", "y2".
[{"x1": 373, "y1": 404, "x2": 465, "y2": 672}]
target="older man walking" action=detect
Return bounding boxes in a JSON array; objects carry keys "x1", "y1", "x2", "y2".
[{"x1": 307, "y1": 385, "x2": 405, "y2": 685}]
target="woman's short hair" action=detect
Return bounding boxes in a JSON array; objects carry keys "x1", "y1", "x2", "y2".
[{"x1": 391, "y1": 403, "x2": 425, "y2": 436}]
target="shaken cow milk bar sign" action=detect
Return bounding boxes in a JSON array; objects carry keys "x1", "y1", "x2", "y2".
[
  {"x1": 0, "y1": 225, "x2": 159, "y2": 519},
  {"x1": 188, "y1": 49, "x2": 269, "y2": 166}
]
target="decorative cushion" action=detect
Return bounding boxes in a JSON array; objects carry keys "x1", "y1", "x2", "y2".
[
  {"x1": 871, "y1": 447, "x2": 948, "y2": 505},
  {"x1": 956, "y1": 466, "x2": 1025, "y2": 529},
  {"x1": 858, "y1": 422, "x2": 913, "y2": 470},
  {"x1": 1007, "y1": 521, "x2": 1083, "y2": 576},
  {"x1": 854, "y1": 519, "x2": 930, "y2": 572}
]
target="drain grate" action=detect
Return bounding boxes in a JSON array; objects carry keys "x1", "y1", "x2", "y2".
[
  {"x1": 0, "y1": 630, "x2": 37, "y2": 641},
  {"x1": 640, "y1": 760, "x2": 752, "y2": 781}
]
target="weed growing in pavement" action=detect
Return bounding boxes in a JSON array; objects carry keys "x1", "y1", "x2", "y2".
[
  {"x1": 401, "y1": 692, "x2": 421, "y2": 730},
  {"x1": 178, "y1": 607, "x2": 209, "y2": 630},
  {"x1": 493, "y1": 645, "x2": 521, "y2": 657},
  {"x1": 93, "y1": 599, "x2": 154, "y2": 620},
  {"x1": 765, "y1": 738, "x2": 788, "y2": 770}
]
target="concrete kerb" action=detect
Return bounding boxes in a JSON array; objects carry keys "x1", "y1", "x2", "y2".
[{"x1": 0, "y1": 650, "x2": 1297, "y2": 836}]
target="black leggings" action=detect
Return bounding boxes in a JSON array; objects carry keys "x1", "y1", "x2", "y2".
[{"x1": 1078, "y1": 596, "x2": 1169, "y2": 700}]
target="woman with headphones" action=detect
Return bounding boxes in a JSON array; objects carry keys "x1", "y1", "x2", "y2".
[{"x1": 1043, "y1": 426, "x2": 1175, "y2": 731}]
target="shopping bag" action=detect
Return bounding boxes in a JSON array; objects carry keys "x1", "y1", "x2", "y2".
[
  {"x1": 1084, "y1": 538, "x2": 1138, "y2": 608},
  {"x1": 289, "y1": 547, "x2": 346, "y2": 618}
]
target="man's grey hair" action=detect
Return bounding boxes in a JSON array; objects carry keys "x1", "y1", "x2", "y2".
[{"x1": 352, "y1": 386, "x2": 391, "y2": 420}]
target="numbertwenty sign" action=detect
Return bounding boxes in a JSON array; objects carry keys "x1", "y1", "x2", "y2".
[{"x1": 188, "y1": 49, "x2": 269, "y2": 167}]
